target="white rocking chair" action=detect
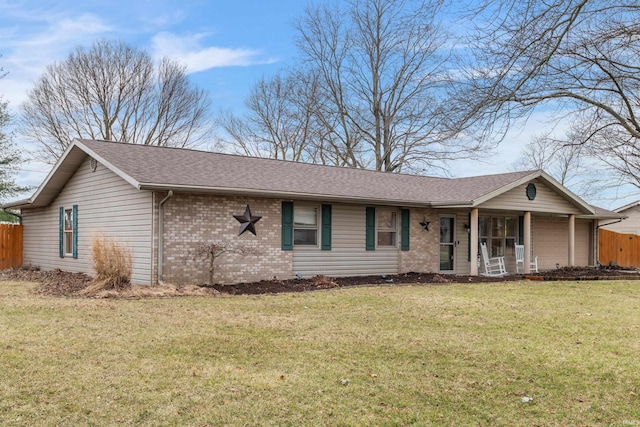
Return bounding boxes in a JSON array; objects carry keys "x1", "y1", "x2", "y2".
[
  {"x1": 480, "y1": 242, "x2": 507, "y2": 277},
  {"x1": 515, "y1": 244, "x2": 539, "y2": 273}
]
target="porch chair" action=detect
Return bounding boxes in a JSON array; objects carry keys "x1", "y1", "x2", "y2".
[
  {"x1": 480, "y1": 242, "x2": 507, "y2": 277},
  {"x1": 515, "y1": 244, "x2": 539, "y2": 273}
]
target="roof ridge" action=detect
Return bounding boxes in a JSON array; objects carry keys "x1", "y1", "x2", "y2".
[
  {"x1": 78, "y1": 139, "x2": 541, "y2": 181},
  {"x1": 450, "y1": 169, "x2": 539, "y2": 180},
  {"x1": 76, "y1": 138, "x2": 452, "y2": 181}
]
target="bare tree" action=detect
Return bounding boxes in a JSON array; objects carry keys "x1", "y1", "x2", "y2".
[
  {"x1": 217, "y1": 70, "x2": 320, "y2": 162},
  {"x1": 195, "y1": 241, "x2": 259, "y2": 286},
  {"x1": 513, "y1": 133, "x2": 585, "y2": 186},
  {"x1": 220, "y1": 0, "x2": 491, "y2": 174},
  {"x1": 0, "y1": 58, "x2": 29, "y2": 201},
  {"x1": 298, "y1": 0, "x2": 496, "y2": 173},
  {"x1": 21, "y1": 39, "x2": 213, "y2": 163},
  {"x1": 512, "y1": 131, "x2": 604, "y2": 200},
  {"x1": 460, "y1": 1, "x2": 640, "y2": 189}
]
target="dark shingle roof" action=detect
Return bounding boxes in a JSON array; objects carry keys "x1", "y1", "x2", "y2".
[
  {"x1": 6, "y1": 139, "x2": 610, "y2": 217},
  {"x1": 77, "y1": 139, "x2": 536, "y2": 206}
]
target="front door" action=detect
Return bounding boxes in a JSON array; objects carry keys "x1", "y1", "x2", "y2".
[{"x1": 440, "y1": 216, "x2": 455, "y2": 271}]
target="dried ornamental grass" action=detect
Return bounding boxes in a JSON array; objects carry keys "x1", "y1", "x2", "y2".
[{"x1": 79, "y1": 235, "x2": 132, "y2": 294}]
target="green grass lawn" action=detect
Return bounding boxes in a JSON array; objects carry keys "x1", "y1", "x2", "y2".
[{"x1": 1, "y1": 279, "x2": 639, "y2": 426}]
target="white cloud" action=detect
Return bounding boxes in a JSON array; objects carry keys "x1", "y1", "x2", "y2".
[
  {"x1": 150, "y1": 32, "x2": 277, "y2": 73},
  {"x1": 1, "y1": 11, "x2": 115, "y2": 107}
]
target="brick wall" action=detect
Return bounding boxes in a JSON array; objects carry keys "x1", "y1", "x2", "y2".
[
  {"x1": 398, "y1": 208, "x2": 439, "y2": 273},
  {"x1": 160, "y1": 193, "x2": 292, "y2": 285}
]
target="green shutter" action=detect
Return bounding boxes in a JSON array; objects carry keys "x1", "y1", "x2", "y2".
[
  {"x1": 467, "y1": 212, "x2": 471, "y2": 262},
  {"x1": 59, "y1": 207, "x2": 64, "y2": 258},
  {"x1": 518, "y1": 215, "x2": 524, "y2": 244},
  {"x1": 282, "y1": 201, "x2": 293, "y2": 250},
  {"x1": 72, "y1": 205, "x2": 78, "y2": 259},
  {"x1": 401, "y1": 209, "x2": 410, "y2": 251},
  {"x1": 366, "y1": 207, "x2": 376, "y2": 251},
  {"x1": 321, "y1": 204, "x2": 332, "y2": 250}
]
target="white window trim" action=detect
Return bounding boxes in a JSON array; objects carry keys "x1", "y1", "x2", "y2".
[
  {"x1": 64, "y1": 208, "x2": 74, "y2": 256},
  {"x1": 377, "y1": 208, "x2": 398, "y2": 248},
  {"x1": 293, "y1": 204, "x2": 319, "y2": 247},
  {"x1": 479, "y1": 215, "x2": 518, "y2": 258}
]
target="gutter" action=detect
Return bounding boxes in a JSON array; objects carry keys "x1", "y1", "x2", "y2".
[
  {"x1": 138, "y1": 182, "x2": 433, "y2": 208},
  {"x1": 597, "y1": 218, "x2": 623, "y2": 229},
  {"x1": 157, "y1": 190, "x2": 173, "y2": 285}
]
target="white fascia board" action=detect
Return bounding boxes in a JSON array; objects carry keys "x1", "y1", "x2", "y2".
[{"x1": 73, "y1": 139, "x2": 142, "y2": 190}]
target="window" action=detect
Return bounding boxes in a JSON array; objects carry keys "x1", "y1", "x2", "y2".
[
  {"x1": 479, "y1": 215, "x2": 517, "y2": 258},
  {"x1": 293, "y1": 205, "x2": 318, "y2": 246},
  {"x1": 491, "y1": 217, "x2": 504, "y2": 257},
  {"x1": 282, "y1": 202, "x2": 331, "y2": 250},
  {"x1": 64, "y1": 209, "x2": 73, "y2": 255},
  {"x1": 59, "y1": 205, "x2": 78, "y2": 259},
  {"x1": 377, "y1": 208, "x2": 397, "y2": 247},
  {"x1": 505, "y1": 217, "x2": 517, "y2": 257}
]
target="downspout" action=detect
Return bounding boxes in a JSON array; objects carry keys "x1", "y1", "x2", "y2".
[
  {"x1": 157, "y1": 190, "x2": 173, "y2": 285},
  {"x1": 1, "y1": 209, "x2": 22, "y2": 224}
]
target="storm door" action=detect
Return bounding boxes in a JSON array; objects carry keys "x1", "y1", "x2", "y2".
[{"x1": 439, "y1": 216, "x2": 455, "y2": 271}]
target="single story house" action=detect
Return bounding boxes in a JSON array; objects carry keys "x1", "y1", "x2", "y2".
[{"x1": 3, "y1": 139, "x2": 623, "y2": 285}]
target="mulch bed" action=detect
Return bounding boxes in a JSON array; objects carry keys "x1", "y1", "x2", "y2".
[
  {"x1": 208, "y1": 266, "x2": 639, "y2": 295},
  {"x1": 1, "y1": 265, "x2": 638, "y2": 297},
  {"x1": 0, "y1": 268, "x2": 93, "y2": 296},
  {"x1": 208, "y1": 271, "x2": 525, "y2": 295},
  {"x1": 526, "y1": 266, "x2": 640, "y2": 281}
]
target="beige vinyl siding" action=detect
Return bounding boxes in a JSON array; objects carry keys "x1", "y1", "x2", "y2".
[
  {"x1": 601, "y1": 205, "x2": 640, "y2": 235},
  {"x1": 534, "y1": 217, "x2": 590, "y2": 269},
  {"x1": 575, "y1": 220, "x2": 591, "y2": 265},
  {"x1": 479, "y1": 179, "x2": 583, "y2": 215},
  {"x1": 21, "y1": 157, "x2": 153, "y2": 284},
  {"x1": 293, "y1": 204, "x2": 398, "y2": 277}
]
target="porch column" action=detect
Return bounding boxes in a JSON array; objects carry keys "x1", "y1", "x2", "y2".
[
  {"x1": 524, "y1": 211, "x2": 531, "y2": 274},
  {"x1": 568, "y1": 214, "x2": 575, "y2": 266},
  {"x1": 470, "y1": 208, "x2": 479, "y2": 276}
]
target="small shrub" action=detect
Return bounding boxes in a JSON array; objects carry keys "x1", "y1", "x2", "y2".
[
  {"x1": 195, "y1": 241, "x2": 260, "y2": 286},
  {"x1": 81, "y1": 235, "x2": 132, "y2": 294},
  {"x1": 311, "y1": 275, "x2": 338, "y2": 288}
]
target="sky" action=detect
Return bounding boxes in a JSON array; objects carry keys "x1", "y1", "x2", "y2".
[{"x1": 0, "y1": 0, "x2": 636, "y2": 209}]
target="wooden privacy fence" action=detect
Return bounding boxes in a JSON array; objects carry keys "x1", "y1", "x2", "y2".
[
  {"x1": 599, "y1": 228, "x2": 640, "y2": 268},
  {"x1": 0, "y1": 224, "x2": 23, "y2": 270}
]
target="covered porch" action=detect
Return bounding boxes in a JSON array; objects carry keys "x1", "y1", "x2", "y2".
[
  {"x1": 464, "y1": 209, "x2": 592, "y2": 276},
  {"x1": 432, "y1": 174, "x2": 605, "y2": 276}
]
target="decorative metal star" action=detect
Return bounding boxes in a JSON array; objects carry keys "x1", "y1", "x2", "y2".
[
  {"x1": 233, "y1": 205, "x2": 262, "y2": 236},
  {"x1": 420, "y1": 218, "x2": 430, "y2": 232}
]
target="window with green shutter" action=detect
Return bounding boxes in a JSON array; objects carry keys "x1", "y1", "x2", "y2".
[
  {"x1": 401, "y1": 209, "x2": 410, "y2": 251},
  {"x1": 467, "y1": 212, "x2": 471, "y2": 262},
  {"x1": 377, "y1": 208, "x2": 398, "y2": 247},
  {"x1": 72, "y1": 204, "x2": 78, "y2": 259},
  {"x1": 321, "y1": 204, "x2": 332, "y2": 250},
  {"x1": 59, "y1": 207, "x2": 64, "y2": 258},
  {"x1": 366, "y1": 207, "x2": 376, "y2": 250},
  {"x1": 60, "y1": 205, "x2": 78, "y2": 258},
  {"x1": 293, "y1": 205, "x2": 318, "y2": 246},
  {"x1": 282, "y1": 201, "x2": 293, "y2": 250}
]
